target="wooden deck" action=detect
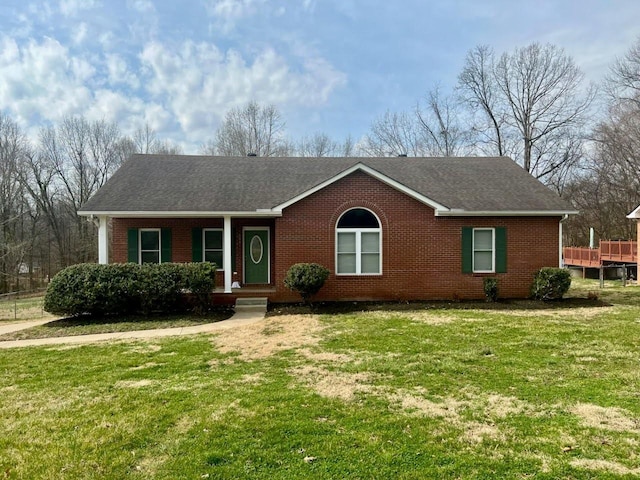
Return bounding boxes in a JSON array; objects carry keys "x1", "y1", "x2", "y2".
[{"x1": 563, "y1": 240, "x2": 637, "y2": 268}]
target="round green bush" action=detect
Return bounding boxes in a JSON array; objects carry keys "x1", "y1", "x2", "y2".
[
  {"x1": 284, "y1": 263, "x2": 330, "y2": 303},
  {"x1": 530, "y1": 267, "x2": 571, "y2": 300}
]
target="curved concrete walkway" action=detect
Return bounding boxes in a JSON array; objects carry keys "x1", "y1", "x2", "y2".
[{"x1": 0, "y1": 310, "x2": 265, "y2": 349}]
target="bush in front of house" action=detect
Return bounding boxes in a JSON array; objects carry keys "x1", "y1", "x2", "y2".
[
  {"x1": 530, "y1": 267, "x2": 571, "y2": 300},
  {"x1": 183, "y1": 262, "x2": 217, "y2": 314},
  {"x1": 44, "y1": 262, "x2": 216, "y2": 317},
  {"x1": 44, "y1": 263, "x2": 140, "y2": 316},
  {"x1": 284, "y1": 263, "x2": 330, "y2": 304},
  {"x1": 483, "y1": 277, "x2": 499, "y2": 302}
]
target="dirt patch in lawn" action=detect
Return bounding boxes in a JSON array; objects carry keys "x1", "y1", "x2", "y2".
[
  {"x1": 289, "y1": 364, "x2": 530, "y2": 444},
  {"x1": 289, "y1": 365, "x2": 376, "y2": 402},
  {"x1": 212, "y1": 315, "x2": 324, "y2": 361},
  {"x1": 570, "y1": 459, "x2": 640, "y2": 475},
  {"x1": 570, "y1": 403, "x2": 640, "y2": 433},
  {"x1": 364, "y1": 311, "x2": 460, "y2": 325},
  {"x1": 115, "y1": 379, "x2": 157, "y2": 388}
]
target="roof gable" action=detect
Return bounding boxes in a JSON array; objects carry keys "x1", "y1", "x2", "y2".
[{"x1": 272, "y1": 162, "x2": 449, "y2": 213}]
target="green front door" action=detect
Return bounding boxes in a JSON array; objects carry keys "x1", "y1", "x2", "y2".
[{"x1": 244, "y1": 229, "x2": 269, "y2": 284}]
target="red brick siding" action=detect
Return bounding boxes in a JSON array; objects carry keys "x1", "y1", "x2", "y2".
[
  {"x1": 111, "y1": 170, "x2": 561, "y2": 301},
  {"x1": 273, "y1": 170, "x2": 560, "y2": 301}
]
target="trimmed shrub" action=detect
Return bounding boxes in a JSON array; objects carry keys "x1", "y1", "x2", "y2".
[
  {"x1": 137, "y1": 263, "x2": 186, "y2": 315},
  {"x1": 284, "y1": 263, "x2": 330, "y2": 304},
  {"x1": 183, "y1": 262, "x2": 216, "y2": 314},
  {"x1": 44, "y1": 263, "x2": 140, "y2": 316},
  {"x1": 44, "y1": 262, "x2": 217, "y2": 317},
  {"x1": 530, "y1": 267, "x2": 571, "y2": 300},
  {"x1": 483, "y1": 277, "x2": 498, "y2": 302}
]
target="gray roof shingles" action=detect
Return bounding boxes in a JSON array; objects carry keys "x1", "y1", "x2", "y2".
[{"x1": 79, "y1": 155, "x2": 575, "y2": 214}]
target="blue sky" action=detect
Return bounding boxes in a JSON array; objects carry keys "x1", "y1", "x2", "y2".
[{"x1": 1, "y1": 0, "x2": 638, "y2": 153}]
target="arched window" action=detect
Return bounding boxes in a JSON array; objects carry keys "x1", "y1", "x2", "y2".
[{"x1": 336, "y1": 208, "x2": 381, "y2": 275}]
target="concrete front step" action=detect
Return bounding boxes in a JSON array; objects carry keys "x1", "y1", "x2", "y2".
[{"x1": 234, "y1": 297, "x2": 268, "y2": 312}]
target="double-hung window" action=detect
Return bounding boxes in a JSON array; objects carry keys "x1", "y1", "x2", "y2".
[
  {"x1": 203, "y1": 228, "x2": 224, "y2": 269},
  {"x1": 473, "y1": 228, "x2": 495, "y2": 273},
  {"x1": 336, "y1": 208, "x2": 381, "y2": 275},
  {"x1": 139, "y1": 229, "x2": 161, "y2": 264}
]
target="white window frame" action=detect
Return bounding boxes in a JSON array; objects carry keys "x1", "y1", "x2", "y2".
[
  {"x1": 139, "y1": 228, "x2": 161, "y2": 264},
  {"x1": 336, "y1": 208, "x2": 382, "y2": 276},
  {"x1": 203, "y1": 228, "x2": 224, "y2": 270},
  {"x1": 472, "y1": 228, "x2": 495, "y2": 273}
]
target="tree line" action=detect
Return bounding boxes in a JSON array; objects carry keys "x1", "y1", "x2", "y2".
[{"x1": 1, "y1": 39, "x2": 639, "y2": 292}]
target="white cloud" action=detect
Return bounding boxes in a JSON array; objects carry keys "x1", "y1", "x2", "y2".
[
  {"x1": 205, "y1": 0, "x2": 265, "y2": 32},
  {"x1": 106, "y1": 54, "x2": 140, "y2": 89},
  {"x1": 73, "y1": 22, "x2": 88, "y2": 44},
  {"x1": 139, "y1": 40, "x2": 346, "y2": 143},
  {"x1": 129, "y1": 0, "x2": 155, "y2": 14},
  {"x1": 0, "y1": 36, "x2": 94, "y2": 126},
  {"x1": 59, "y1": 0, "x2": 99, "y2": 17}
]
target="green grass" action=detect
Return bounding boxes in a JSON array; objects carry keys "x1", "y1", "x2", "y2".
[{"x1": 1, "y1": 279, "x2": 640, "y2": 478}]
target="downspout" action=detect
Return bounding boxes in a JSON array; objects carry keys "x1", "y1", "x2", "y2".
[{"x1": 559, "y1": 214, "x2": 568, "y2": 268}]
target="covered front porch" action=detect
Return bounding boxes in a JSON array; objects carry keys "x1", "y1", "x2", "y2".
[{"x1": 95, "y1": 213, "x2": 279, "y2": 295}]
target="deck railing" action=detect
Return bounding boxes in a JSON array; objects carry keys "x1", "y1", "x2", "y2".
[
  {"x1": 600, "y1": 240, "x2": 637, "y2": 263},
  {"x1": 563, "y1": 246, "x2": 601, "y2": 267},
  {"x1": 563, "y1": 240, "x2": 637, "y2": 267}
]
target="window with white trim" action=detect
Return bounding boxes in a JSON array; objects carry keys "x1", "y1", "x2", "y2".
[
  {"x1": 473, "y1": 228, "x2": 495, "y2": 273},
  {"x1": 203, "y1": 228, "x2": 224, "y2": 269},
  {"x1": 336, "y1": 208, "x2": 381, "y2": 275},
  {"x1": 139, "y1": 229, "x2": 161, "y2": 264}
]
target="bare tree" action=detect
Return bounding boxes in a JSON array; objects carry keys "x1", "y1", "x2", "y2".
[
  {"x1": 607, "y1": 36, "x2": 640, "y2": 107},
  {"x1": 459, "y1": 43, "x2": 594, "y2": 185},
  {"x1": 297, "y1": 133, "x2": 339, "y2": 157},
  {"x1": 0, "y1": 113, "x2": 30, "y2": 292},
  {"x1": 34, "y1": 116, "x2": 124, "y2": 264},
  {"x1": 363, "y1": 110, "x2": 427, "y2": 157},
  {"x1": 208, "y1": 101, "x2": 289, "y2": 157},
  {"x1": 415, "y1": 88, "x2": 471, "y2": 156},
  {"x1": 130, "y1": 123, "x2": 184, "y2": 155},
  {"x1": 458, "y1": 45, "x2": 513, "y2": 157},
  {"x1": 563, "y1": 39, "x2": 640, "y2": 245},
  {"x1": 364, "y1": 88, "x2": 470, "y2": 157}
]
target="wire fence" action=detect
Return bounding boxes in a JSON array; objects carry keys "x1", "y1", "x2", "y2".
[{"x1": 0, "y1": 288, "x2": 51, "y2": 322}]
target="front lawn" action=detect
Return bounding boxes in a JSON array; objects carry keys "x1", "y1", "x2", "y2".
[{"x1": 1, "y1": 279, "x2": 639, "y2": 478}]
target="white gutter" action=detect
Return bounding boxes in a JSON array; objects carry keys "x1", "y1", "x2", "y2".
[
  {"x1": 78, "y1": 210, "x2": 282, "y2": 218},
  {"x1": 435, "y1": 210, "x2": 579, "y2": 217}
]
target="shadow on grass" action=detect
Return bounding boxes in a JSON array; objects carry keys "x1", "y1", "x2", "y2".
[
  {"x1": 42, "y1": 308, "x2": 234, "y2": 329},
  {"x1": 267, "y1": 297, "x2": 609, "y2": 316}
]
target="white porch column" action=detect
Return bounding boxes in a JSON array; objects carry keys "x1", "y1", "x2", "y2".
[
  {"x1": 98, "y1": 215, "x2": 109, "y2": 264},
  {"x1": 224, "y1": 215, "x2": 232, "y2": 293}
]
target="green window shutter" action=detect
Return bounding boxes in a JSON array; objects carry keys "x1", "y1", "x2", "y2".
[
  {"x1": 495, "y1": 227, "x2": 507, "y2": 273},
  {"x1": 127, "y1": 228, "x2": 138, "y2": 263},
  {"x1": 192, "y1": 228, "x2": 203, "y2": 262},
  {"x1": 161, "y1": 228, "x2": 172, "y2": 263},
  {"x1": 462, "y1": 227, "x2": 473, "y2": 273}
]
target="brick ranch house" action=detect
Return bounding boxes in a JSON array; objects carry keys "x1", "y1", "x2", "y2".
[{"x1": 78, "y1": 155, "x2": 577, "y2": 302}]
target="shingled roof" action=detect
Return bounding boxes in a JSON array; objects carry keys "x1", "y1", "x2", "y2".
[{"x1": 78, "y1": 155, "x2": 576, "y2": 216}]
